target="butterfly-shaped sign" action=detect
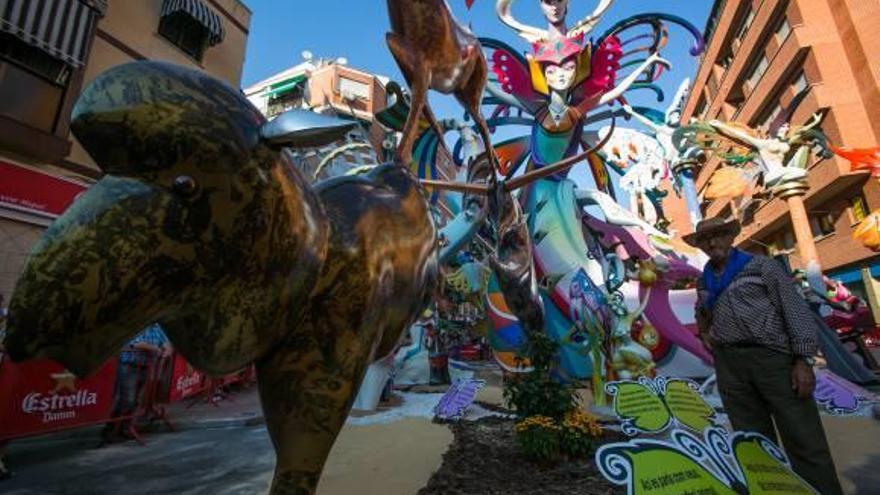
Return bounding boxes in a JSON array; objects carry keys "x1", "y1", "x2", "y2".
[
  {"x1": 813, "y1": 368, "x2": 877, "y2": 415},
  {"x1": 596, "y1": 427, "x2": 819, "y2": 494},
  {"x1": 606, "y1": 376, "x2": 719, "y2": 436},
  {"x1": 434, "y1": 378, "x2": 486, "y2": 421}
]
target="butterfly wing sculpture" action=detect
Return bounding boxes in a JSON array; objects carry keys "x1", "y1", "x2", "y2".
[
  {"x1": 606, "y1": 377, "x2": 718, "y2": 436},
  {"x1": 597, "y1": 428, "x2": 820, "y2": 495}
]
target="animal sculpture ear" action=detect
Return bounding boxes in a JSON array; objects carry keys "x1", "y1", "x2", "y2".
[{"x1": 260, "y1": 109, "x2": 358, "y2": 149}]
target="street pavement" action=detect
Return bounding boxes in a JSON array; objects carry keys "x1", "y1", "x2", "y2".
[
  {"x1": 0, "y1": 387, "x2": 453, "y2": 495},
  {"x1": 2, "y1": 373, "x2": 879, "y2": 494},
  {"x1": 3, "y1": 424, "x2": 275, "y2": 494}
]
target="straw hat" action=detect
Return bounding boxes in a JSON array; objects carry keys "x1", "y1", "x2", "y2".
[{"x1": 682, "y1": 217, "x2": 741, "y2": 247}]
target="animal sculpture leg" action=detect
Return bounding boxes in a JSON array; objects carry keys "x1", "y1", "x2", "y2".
[
  {"x1": 386, "y1": 33, "x2": 430, "y2": 164},
  {"x1": 455, "y1": 57, "x2": 499, "y2": 179},
  {"x1": 255, "y1": 338, "x2": 367, "y2": 495}
]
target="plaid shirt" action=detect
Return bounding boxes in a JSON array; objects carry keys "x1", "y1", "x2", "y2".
[
  {"x1": 120, "y1": 324, "x2": 169, "y2": 366},
  {"x1": 697, "y1": 255, "x2": 818, "y2": 357}
]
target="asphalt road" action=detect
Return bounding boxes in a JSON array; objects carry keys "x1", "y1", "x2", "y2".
[{"x1": 3, "y1": 425, "x2": 275, "y2": 495}]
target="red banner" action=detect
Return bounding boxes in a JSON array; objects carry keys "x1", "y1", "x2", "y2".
[
  {"x1": 167, "y1": 354, "x2": 207, "y2": 403},
  {"x1": 0, "y1": 161, "x2": 88, "y2": 218},
  {"x1": 0, "y1": 356, "x2": 117, "y2": 440}
]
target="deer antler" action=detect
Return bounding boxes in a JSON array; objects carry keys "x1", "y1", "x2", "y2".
[
  {"x1": 496, "y1": 0, "x2": 549, "y2": 43},
  {"x1": 567, "y1": 0, "x2": 615, "y2": 38}
]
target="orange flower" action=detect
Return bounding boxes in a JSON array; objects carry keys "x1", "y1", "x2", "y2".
[
  {"x1": 705, "y1": 167, "x2": 751, "y2": 200},
  {"x1": 853, "y1": 210, "x2": 880, "y2": 252}
]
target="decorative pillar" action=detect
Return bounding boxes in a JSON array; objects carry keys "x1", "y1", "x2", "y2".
[
  {"x1": 774, "y1": 179, "x2": 823, "y2": 288},
  {"x1": 672, "y1": 160, "x2": 703, "y2": 228}
]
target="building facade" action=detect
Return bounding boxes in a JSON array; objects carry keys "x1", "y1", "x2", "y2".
[
  {"x1": 244, "y1": 58, "x2": 395, "y2": 181},
  {"x1": 0, "y1": 0, "x2": 251, "y2": 299},
  {"x1": 244, "y1": 57, "x2": 459, "y2": 190},
  {"x1": 675, "y1": 0, "x2": 880, "y2": 313}
]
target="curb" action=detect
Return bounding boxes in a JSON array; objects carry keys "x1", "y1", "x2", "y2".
[
  {"x1": 8, "y1": 413, "x2": 266, "y2": 449},
  {"x1": 172, "y1": 413, "x2": 266, "y2": 431}
]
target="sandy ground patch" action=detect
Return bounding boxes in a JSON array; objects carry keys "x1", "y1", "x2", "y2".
[{"x1": 318, "y1": 418, "x2": 452, "y2": 495}]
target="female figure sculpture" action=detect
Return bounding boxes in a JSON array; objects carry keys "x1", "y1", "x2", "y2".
[
  {"x1": 708, "y1": 116, "x2": 824, "y2": 188},
  {"x1": 468, "y1": 0, "x2": 707, "y2": 380}
]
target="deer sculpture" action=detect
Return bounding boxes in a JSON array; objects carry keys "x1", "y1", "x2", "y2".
[{"x1": 386, "y1": 0, "x2": 501, "y2": 176}]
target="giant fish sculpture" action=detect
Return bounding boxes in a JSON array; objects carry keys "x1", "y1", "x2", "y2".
[{"x1": 3, "y1": 61, "x2": 439, "y2": 495}]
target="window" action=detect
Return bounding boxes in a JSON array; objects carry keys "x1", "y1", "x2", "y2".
[
  {"x1": 810, "y1": 212, "x2": 836, "y2": 238},
  {"x1": 159, "y1": 13, "x2": 210, "y2": 62},
  {"x1": 850, "y1": 195, "x2": 869, "y2": 223},
  {"x1": 694, "y1": 96, "x2": 708, "y2": 119},
  {"x1": 781, "y1": 229, "x2": 795, "y2": 251},
  {"x1": 0, "y1": 33, "x2": 69, "y2": 132},
  {"x1": 775, "y1": 17, "x2": 792, "y2": 42},
  {"x1": 792, "y1": 71, "x2": 809, "y2": 93},
  {"x1": 267, "y1": 86, "x2": 306, "y2": 118},
  {"x1": 759, "y1": 102, "x2": 783, "y2": 129},
  {"x1": 746, "y1": 55, "x2": 770, "y2": 90},
  {"x1": 768, "y1": 228, "x2": 796, "y2": 254},
  {"x1": 734, "y1": 9, "x2": 756, "y2": 46},
  {"x1": 338, "y1": 78, "x2": 371, "y2": 101}
]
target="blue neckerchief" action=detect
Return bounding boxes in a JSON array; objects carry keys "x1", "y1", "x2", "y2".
[{"x1": 702, "y1": 248, "x2": 753, "y2": 309}]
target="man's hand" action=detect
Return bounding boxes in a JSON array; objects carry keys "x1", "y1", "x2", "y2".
[
  {"x1": 697, "y1": 330, "x2": 714, "y2": 353},
  {"x1": 791, "y1": 359, "x2": 816, "y2": 399}
]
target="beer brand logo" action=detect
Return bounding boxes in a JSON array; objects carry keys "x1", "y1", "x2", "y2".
[
  {"x1": 22, "y1": 390, "x2": 99, "y2": 413},
  {"x1": 21, "y1": 390, "x2": 99, "y2": 423},
  {"x1": 176, "y1": 373, "x2": 201, "y2": 391}
]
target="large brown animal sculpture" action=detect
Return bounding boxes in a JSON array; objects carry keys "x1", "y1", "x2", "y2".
[
  {"x1": 386, "y1": 0, "x2": 501, "y2": 175},
  {"x1": 3, "y1": 61, "x2": 438, "y2": 495}
]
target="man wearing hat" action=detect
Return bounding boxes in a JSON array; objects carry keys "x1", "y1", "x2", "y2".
[{"x1": 686, "y1": 216, "x2": 843, "y2": 495}]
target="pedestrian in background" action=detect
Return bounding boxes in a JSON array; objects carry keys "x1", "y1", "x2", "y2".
[
  {"x1": 0, "y1": 293, "x2": 9, "y2": 480},
  {"x1": 101, "y1": 323, "x2": 171, "y2": 443},
  {"x1": 686, "y1": 217, "x2": 843, "y2": 495}
]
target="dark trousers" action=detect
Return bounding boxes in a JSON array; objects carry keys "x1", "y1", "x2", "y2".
[
  {"x1": 104, "y1": 363, "x2": 146, "y2": 436},
  {"x1": 714, "y1": 345, "x2": 843, "y2": 495}
]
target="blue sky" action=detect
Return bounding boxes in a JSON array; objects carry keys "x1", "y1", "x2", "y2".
[
  {"x1": 240, "y1": 1, "x2": 713, "y2": 190},
  {"x1": 241, "y1": 1, "x2": 713, "y2": 106}
]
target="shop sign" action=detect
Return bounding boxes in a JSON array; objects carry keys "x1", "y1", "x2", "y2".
[
  {"x1": 0, "y1": 161, "x2": 88, "y2": 218},
  {"x1": 0, "y1": 358, "x2": 116, "y2": 440}
]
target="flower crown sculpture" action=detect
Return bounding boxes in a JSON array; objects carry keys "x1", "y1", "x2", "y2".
[
  {"x1": 527, "y1": 34, "x2": 593, "y2": 94},
  {"x1": 497, "y1": 0, "x2": 612, "y2": 95}
]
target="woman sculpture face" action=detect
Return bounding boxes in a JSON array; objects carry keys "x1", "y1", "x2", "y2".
[
  {"x1": 540, "y1": 0, "x2": 570, "y2": 25},
  {"x1": 544, "y1": 58, "x2": 578, "y2": 92}
]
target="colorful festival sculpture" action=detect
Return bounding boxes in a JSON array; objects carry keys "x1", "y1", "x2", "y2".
[
  {"x1": 468, "y1": 0, "x2": 712, "y2": 385},
  {"x1": 380, "y1": 0, "x2": 714, "y2": 400}
]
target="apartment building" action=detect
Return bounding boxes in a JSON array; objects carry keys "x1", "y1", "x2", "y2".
[
  {"x1": 675, "y1": 0, "x2": 880, "y2": 311},
  {"x1": 0, "y1": 0, "x2": 251, "y2": 298}
]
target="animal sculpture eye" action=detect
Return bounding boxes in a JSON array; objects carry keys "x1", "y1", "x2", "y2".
[{"x1": 172, "y1": 175, "x2": 199, "y2": 198}]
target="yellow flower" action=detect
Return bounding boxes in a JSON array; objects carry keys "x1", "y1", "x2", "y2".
[
  {"x1": 516, "y1": 415, "x2": 561, "y2": 432},
  {"x1": 562, "y1": 410, "x2": 603, "y2": 437}
]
